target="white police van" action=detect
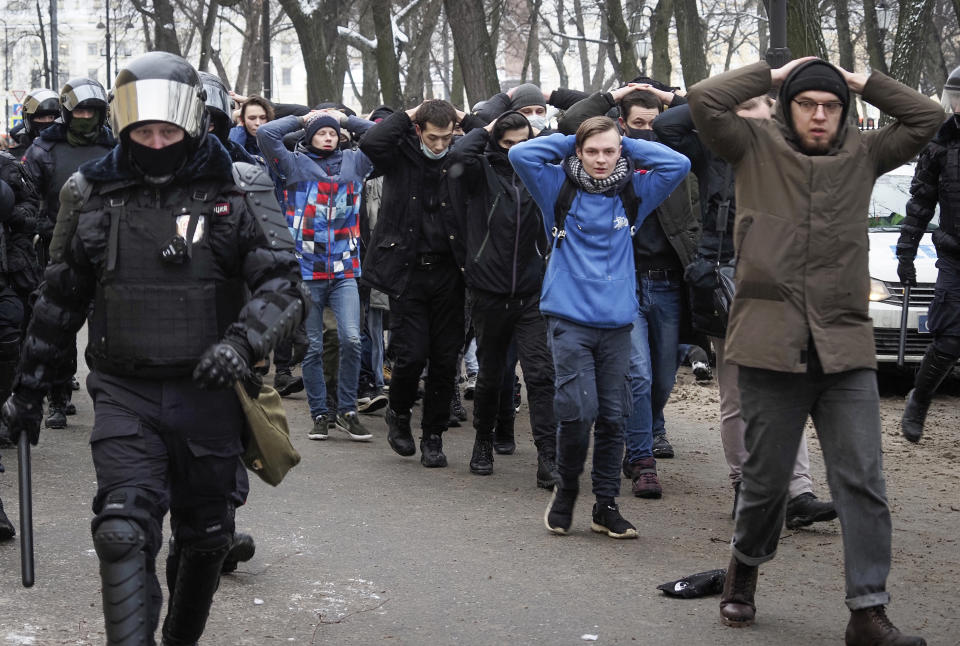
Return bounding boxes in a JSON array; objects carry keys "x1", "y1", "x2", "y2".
[{"x1": 867, "y1": 163, "x2": 939, "y2": 365}]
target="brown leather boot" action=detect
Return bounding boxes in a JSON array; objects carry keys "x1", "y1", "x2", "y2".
[
  {"x1": 845, "y1": 606, "x2": 926, "y2": 646},
  {"x1": 719, "y1": 555, "x2": 758, "y2": 627}
]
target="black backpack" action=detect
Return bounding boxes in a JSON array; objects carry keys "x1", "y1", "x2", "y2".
[{"x1": 551, "y1": 173, "x2": 642, "y2": 248}]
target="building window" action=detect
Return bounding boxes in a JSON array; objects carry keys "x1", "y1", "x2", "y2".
[
  {"x1": 281, "y1": 42, "x2": 291, "y2": 56},
  {"x1": 31, "y1": 42, "x2": 41, "y2": 57},
  {"x1": 88, "y1": 42, "x2": 98, "y2": 56},
  {"x1": 282, "y1": 67, "x2": 292, "y2": 86}
]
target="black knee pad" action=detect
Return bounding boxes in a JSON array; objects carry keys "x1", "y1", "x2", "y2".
[
  {"x1": 92, "y1": 486, "x2": 163, "y2": 557},
  {"x1": 93, "y1": 517, "x2": 146, "y2": 562},
  {"x1": 932, "y1": 335, "x2": 960, "y2": 360}
]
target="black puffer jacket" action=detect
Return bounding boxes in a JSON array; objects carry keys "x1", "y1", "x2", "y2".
[
  {"x1": 14, "y1": 135, "x2": 305, "y2": 393},
  {"x1": 447, "y1": 126, "x2": 545, "y2": 297},
  {"x1": 902, "y1": 116, "x2": 960, "y2": 259},
  {"x1": 0, "y1": 151, "x2": 42, "y2": 291},
  {"x1": 22, "y1": 121, "x2": 115, "y2": 238}
]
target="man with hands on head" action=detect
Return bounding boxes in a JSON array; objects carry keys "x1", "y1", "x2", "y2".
[
  {"x1": 2, "y1": 51, "x2": 306, "y2": 646},
  {"x1": 509, "y1": 115, "x2": 690, "y2": 540},
  {"x1": 688, "y1": 56, "x2": 941, "y2": 644}
]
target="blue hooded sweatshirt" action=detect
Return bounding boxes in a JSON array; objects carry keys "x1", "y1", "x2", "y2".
[{"x1": 509, "y1": 133, "x2": 690, "y2": 328}]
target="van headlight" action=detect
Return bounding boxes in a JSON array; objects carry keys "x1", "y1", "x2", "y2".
[{"x1": 869, "y1": 278, "x2": 892, "y2": 302}]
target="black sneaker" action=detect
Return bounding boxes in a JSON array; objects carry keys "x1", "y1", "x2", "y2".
[
  {"x1": 494, "y1": 423, "x2": 515, "y2": 455},
  {"x1": 357, "y1": 388, "x2": 388, "y2": 414},
  {"x1": 536, "y1": 454, "x2": 560, "y2": 490},
  {"x1": 469, "y1": 436, "x2": 494, "y2": 475},
  {"x1": 335, "y1": 412, "x2": 373, "y2": 441},
  {"x1": 652, "y1": 434, "x2": 674, "y2": 459},
  {"x1": 785, "y1": 492, "x2": 837, "y2": 529},
  {"x1": 420, "y1": 433, "x2": 448, "y2": 468},
  {"x1": 0, "y1": 498, "x2": 15, "y2": 541},
  {"x1": 221, "y1": 532, "x2": 256, "y2": 573},
  {"x1": 45, "y1": 404, "x2": 67, "y2": 429},
  {"x1": 65, "y1": 402, "x2": 77, "y2": 415},
  {"x1": 274, "y1": 372, "x2": 305, "y2": 397},
  {"x1": 386, "y1": 408, "x2": 416, "y2": 456},
  {"x1": 590, "y1": 501, "x2": 638, "y2": 539},
  {"x1": 71, "y1": 376, "x2": 81, "y2": 391},
  {"x1": 307, "y1": 414, "x2": 333, "y2": 441},
  {"x1": 544, "y1": 487, "x2": 577, "y2": 535},
  {"x1": 686, "y1": 345, "x2": 713, "y2": 381}
]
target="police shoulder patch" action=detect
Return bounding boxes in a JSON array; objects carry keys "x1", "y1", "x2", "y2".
[{"x1": 213, "y1": 202, "x2": 231, "y2": 216}]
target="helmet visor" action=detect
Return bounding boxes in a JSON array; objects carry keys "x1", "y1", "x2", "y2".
[
  {"x1": 23, "y1": 89, "x2": 59, "y2": 115},
  {"x1": 111, "y1": 78, "x2": 205, "y2": 138},
  {"x1": 202, "y1": 81, "x2": 232, "y2": 118},
  {"x1": 942, "y1": 88, "x2": 960, "y2": 115},
  {"x1": 62, "y1": 83, "x2": 108, "y2": 111}
]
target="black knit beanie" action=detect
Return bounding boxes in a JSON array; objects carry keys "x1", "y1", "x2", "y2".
[{"x1": 779, "y1": 59, "x2": 850, "y2": 129}]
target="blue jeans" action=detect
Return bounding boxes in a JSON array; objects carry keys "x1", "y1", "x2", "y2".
[
  {"x1": 624, "y1": 277, "x2": 682, "y2": 462},
  {"x1": 367, "y1": 307, "x2": 385, "y2": 389},
  {"x1": 547, "y1": 317, "x2": 632, "y2": 500},
  {"x1": 302, "y1": 278, "x2": 362, "y2": 418}
]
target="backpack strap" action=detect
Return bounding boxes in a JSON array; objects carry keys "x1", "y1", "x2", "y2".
[
  {"x1": 619, "y1": 173, "x2": 641, "y2": 234},
  {"x1": 552, "y1": 178, "x2": 578, "y2": 248}
]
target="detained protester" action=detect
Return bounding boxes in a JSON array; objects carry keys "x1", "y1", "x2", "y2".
[
  {"x1": 359, "y1": 100, "x2": 483, "y2": 468},
  {"x1": 898, "y1": 65, "x2": 960, "y2": 443},
  {"x1": 652, "y1": 94, "x2": 837, "y2": 526},
  {"x1": 446, "y1": 111, "x2": 559, "y2": 488},
  {"x1": 23, "y1": 77, "x2": 115, "y2": 429},
  {"x1": 2, "y1": 51, "x2": 306, "y2": 645},
  {"x1": 7, "y1": 88, "x2": 60, "y2": 161},
  {"x1": 509, "y1": 116, "x2": 690, "y2": 538},
  {"x1": 689, "y1": 57, "x2": 941, "y2": 643},
  {"x1": 258, "y1": 106, "x2": 375, "y2": 442},
  {"x1": 559, "y1": 83, "x2": 699, "y2": 496}
]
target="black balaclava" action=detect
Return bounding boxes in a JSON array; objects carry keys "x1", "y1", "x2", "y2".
[
  {"x1": 128, "y1": 138, "x2": 190, "y2": 181},
  {"x1": 626, "y1": 128, "x2": 657, "y2": 141}
]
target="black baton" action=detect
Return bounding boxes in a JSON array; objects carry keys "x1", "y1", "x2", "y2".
[
  {"x1": 18, "y1": 432, "x2": 34, "y2": 587},
  {"x1": 897, "y1": 284, "x2": 911, "y2": 370}
]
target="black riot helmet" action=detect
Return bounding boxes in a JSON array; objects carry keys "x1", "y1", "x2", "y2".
[
  {"x1": 943, "y1": 65, "x2": 960, "y2": 115},
  {"x1": 109, "y1": 51, "x2": 208, "y2": 149},
  {"x1": 60, "y1": 77, "x2": 109, "y2": 129},
  {"x1": 197, "y1": 71, "x2": 233, "y2": 143},
  {"x1": 22, "y1": 88, "x2": 60, "y2": 136}
]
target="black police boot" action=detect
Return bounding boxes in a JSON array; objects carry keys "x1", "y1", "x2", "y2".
[
  {"x1": 0, "y1": 341, "x2": 19, "y2": 448},
  {"x1": 386, "y1": 408, "x2": 416, "y2": 456},
  {"x1": 221, "y1": 532, "x2": 256, "y2": 574},
  {"x1": 273, "y1": 369, "x2": 304, "y2": 398},
  {"x1": 448, "y1": 380, "x2": 467, "y2": 428},
  {"x1": 469, "y1": 433, "x2": 494, "y2": 475},
  {"x1": 45, "y1": 387, "x2": 69, "y2": 429},
  {"x1": 420, "y1": 433, "x2": 448, "y2": 468},
  {"x1": 785, "y1": 492, "x2": 837, "y2": 529},
  {"x1": 493, "y1": 416, "x2": 516, "y2": 455},
  {"x1": 93, "y1": 518, "x2": 156, "y2": 645},
  {"x1": 902, "y1": 345, "x2": 956, "y2": 443},
  {"x1": 161, "y1": 534, "x2": 231, "y2": 645},
  {"x1": 536, "y1": 452, "x2": 560, "y2": 490},
  {"x1": 0, "y1": 496, "x2": 15, "y2": 540}
]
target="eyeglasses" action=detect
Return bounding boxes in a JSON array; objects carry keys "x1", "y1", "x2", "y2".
[{"x1": 792, "y1": 99, "x2": 844, "y2": 116}]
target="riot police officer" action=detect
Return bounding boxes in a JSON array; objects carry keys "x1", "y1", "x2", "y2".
[
  {"x1": 899, "y1": 65, "x2": 960, "y2": 442},
  {"x1": 23, "y1": 77, "x2": 116, "y2": 428},
  {"x1": 7, "y1": 88, "x2": 60, "y2": 160},
  {"x1": 2, "y1": 52, "x2": 306, "y2": 645}
]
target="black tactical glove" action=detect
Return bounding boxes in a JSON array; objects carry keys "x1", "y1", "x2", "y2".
[
  {"x1": 1, "y1": 391, "x2": 44, "y2": 446},
  {"x1": 193, "y1": 341, "x2": 250, "y2": 390},
  {"x1": 897, "y1": 258, "x2": 917, "y2": 287}
]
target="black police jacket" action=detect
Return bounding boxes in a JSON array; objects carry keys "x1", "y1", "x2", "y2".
[
  {"x1": 0, "y1": 151, "x2": 42, "y2": 290},
  {"x1": 23, "y1": 122, "x2": 116, "y2": 239},
  {"x1": 15, "y1": 136, "x2": 306, "y2": 392},
  {"x1": 358, "y1": 110, "x2": 475, "y2": 299},
  {"x1": 447, "y1": 127, "x2": 545, "y2": 297},
  {"x1": 905, "y1": 116, "x2": 960, "y2": 252}
]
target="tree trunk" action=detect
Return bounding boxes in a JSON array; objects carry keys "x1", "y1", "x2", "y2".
[
  {"x1": 152, "y1": 0, "x2": 182, "y2": 55},
  {"x1": 451, "y1": 51, "x2": 466, "y2": 109},
  {"x1": 757, "y1": 1, "x2": 767, "y2": 57},
  {"x1": 35, "y1": 0, "x2": 51, "y2": 87},
  {"x1": 833, "y1": 0, "x2": 854, "y2": 72},
  {"x1": 889, "y1": 0, "x2": 936, "y2": 90},
  {"x1": 402, "y1": 0, "x2": 443, "y2": 106},
  {"x1": 604, "y1": 0, "x2": 639, "y2": 82},
  {"x1": 650, "y1": 0, "x2": 673, "y2": 84},
  {"x1": 520, "y1": 0, "x2": 542, "y2": 84},
  {"x1": 276, "y1": 0, "x2": 348, "y2": 105},
  {"x1": 785, "y1": 0, "x2": 827, "y2": 59},
  {"x1": 550, "y1": 50, "x2": 569, "y2": 89},
  {"x1": 573, "y1": 0, "x2": 591, "y2": 90},
  {"x1": 443, "y1": 0, "x2": 500, "y2": 106},
  {"x1": 920, "y1": 20, "x2": 948, "y2": 97},
  {"x1": 953, "y1": 0, "x2": 960, "y2": 25},
  {"x1": 360, "y1": 9, "x2": 381, "y2": 111},
  {"x1": 372, "y1": 0, "x2": 402, "y2": 108},
  {"x1": 198, "y1": 0, "x2": 220, "y2": 72},
  {"x1": 589, "y1": 10, "x2": 608, "y2": 91},
  {"x1": 674, "y1": 0, "x2": 708, "y2": 86},
  {"x1": 862, "y1": 1, "x2": 888, "y2": 75}
]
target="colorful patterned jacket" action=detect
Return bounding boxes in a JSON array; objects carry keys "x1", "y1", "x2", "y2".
[{"x1": 258, "y1": 115, "x2": 374, "y2": 280}]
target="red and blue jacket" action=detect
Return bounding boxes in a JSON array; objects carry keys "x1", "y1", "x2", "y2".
[{"x1": 258, "y1": 115, "x2": 374, "y2": 280}]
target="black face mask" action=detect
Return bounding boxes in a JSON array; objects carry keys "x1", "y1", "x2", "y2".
[
  {"x1": 627, "y1": 128, "x2": 657, "y2": 141},
  {"x1": 128, "y1": 139, "x2": 189, "y2": 178}
]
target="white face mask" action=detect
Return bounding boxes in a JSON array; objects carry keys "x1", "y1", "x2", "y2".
[
  {"x1": 420, "y1": 140, "x2": 449, "y2": 160},
  {"x1": 527, "y1": 115, "x2": 548, "y2": 131}
]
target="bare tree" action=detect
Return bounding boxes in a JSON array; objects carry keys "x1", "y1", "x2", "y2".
[
  {"x1": 443, "y1": 0, "x2": 500, "y2": 105},
  {"x1": 833, "y1": 0, "x2": 855, "y2": 71},
  {"x1": 650, "y1": 0, "x2": 673, "y2": 83},
  {"x1": 862, "y1": 0, "x2": 888, "y2": 75},
  {"x1": 786, "y1": 0, "x2": 827, "y2": 59},
  {"x1": 276, "y1": 0, "x2": 350, "y2": 104},
  {"x1": 674, "y1": 0, "x2": 708, "y2": 84},
  {"x1": 603, "y1": 0, "x2": 640, "y2": 81},
  {"x1": 889, "y1": 0, "x2": 936, "y2": 89}
]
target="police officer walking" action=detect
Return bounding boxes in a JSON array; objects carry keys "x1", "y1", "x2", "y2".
[
  {"x1": 7, "y1": 88, "x2": 60, "y2": 160},
  {"x1": 899, "y1": 65, "x2": 960, "y2": 443},
  {"x1": 2, "y1": 52, "x2": 305, "y2": 645}
]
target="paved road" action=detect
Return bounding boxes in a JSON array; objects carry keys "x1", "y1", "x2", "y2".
[{"x1": 0, "y1": 338, "x2": 953, "y2": 645}]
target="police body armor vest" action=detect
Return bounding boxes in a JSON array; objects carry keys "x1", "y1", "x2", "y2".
[
  {"x1": 86, "y1": 181, "x2": 246, "y2": 378},
  {"x1": 938, "y1": 143, "x2": 960, "y2": 239},
  {"x1": 48, "y1": 141, "x2": 114, "y2": 220}
]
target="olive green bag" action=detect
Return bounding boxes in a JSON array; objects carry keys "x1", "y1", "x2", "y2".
[{"x1": 234, "y1": 380, "x2": 301, "y2": 486}]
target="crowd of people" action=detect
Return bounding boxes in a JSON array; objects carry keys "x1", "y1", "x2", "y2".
[{"x1": 0, "y1": 46, "x2": 956, "y2": 646}]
